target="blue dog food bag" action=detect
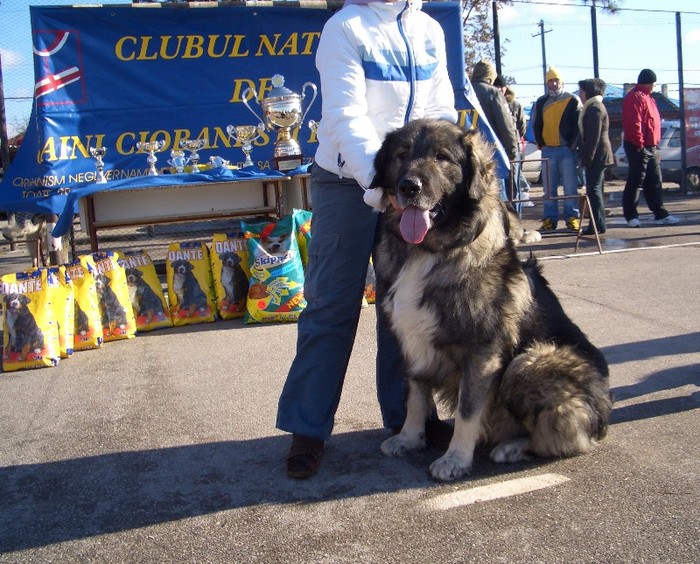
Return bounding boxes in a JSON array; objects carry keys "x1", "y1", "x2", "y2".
[{"x1": 242, "y1": 215, "x2": 306, "y2": 324}]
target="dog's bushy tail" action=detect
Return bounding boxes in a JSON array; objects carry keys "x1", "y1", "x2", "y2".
[{"x1": 499, "y1": 342, "x2": 613, "y2": 458}]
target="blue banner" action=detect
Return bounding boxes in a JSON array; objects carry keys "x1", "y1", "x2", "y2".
[{"x1": 0, "y1": 2, "x2": 499, "y2": 215}]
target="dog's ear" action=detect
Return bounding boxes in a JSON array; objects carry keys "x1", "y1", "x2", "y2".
[
  {"x1": 461, "y1": 130, "x2": 496, "y2": 200},
  {"x1": 19, "y1": 295, "x2": 30, "y2": 306},
  {"x1": 370, "y1": 129, "x2": 401, "y2": 191}
]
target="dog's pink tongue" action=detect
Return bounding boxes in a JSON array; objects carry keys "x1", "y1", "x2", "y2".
[{"x1": 399, "y1": 206, "x2": 431, "y2": 244}]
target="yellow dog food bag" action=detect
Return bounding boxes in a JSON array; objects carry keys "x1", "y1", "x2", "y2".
[
  {"x1": 210, "y1": 232, "x2": 250, "y2": 320},
  {"x1": 92, "y1": 252, "x2": 137, "y2": 341},
  {"x1": 47, "y1": 266, "x2": 75, "y2": 358},
  {"x1": 166, "y1": 241, "x2": 216, "y2": 326},
  {"x1": 242, "y1": 215, "x2": 306, "y2": 324},
  {"x1": 1, "y1": 269, "x2": 61, "y2": 371},
  {"x1": 65, "y1": 255, "x2": 103, "y2": 351},
  {"x1": 118, "y1": 250, "x2": 172, "y2": 332}
]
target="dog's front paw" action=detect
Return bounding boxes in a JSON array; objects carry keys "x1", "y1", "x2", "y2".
[
  {"x1": 381, "y1": 433, "x2": 426, "y2": 457},
  {"x1": 429, "y1": 452, "x2": 472, "y2": 481},
  {"x1": 490, "y1": 438, "x2": 532, "y2": 463}
]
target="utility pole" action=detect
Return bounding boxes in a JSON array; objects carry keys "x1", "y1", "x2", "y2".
[
  {"x1": 591, "y1": 5, "x2": 600, "y2": 78},
  {"x1": 533, "y1": 20, "x2": 552, "y2": 94}
]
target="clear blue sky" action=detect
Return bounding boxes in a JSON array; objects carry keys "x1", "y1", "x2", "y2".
[
  {"x1": 2, "y1": 0, "x2": 700, "y2": 136},
  {"x1": 498, "y1": 0, "x2": 700, "y2": 106}
]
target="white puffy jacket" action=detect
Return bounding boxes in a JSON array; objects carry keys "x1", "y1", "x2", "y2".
[{"x1": 313, "y1": 0, "x2": 458, "y2": 189}]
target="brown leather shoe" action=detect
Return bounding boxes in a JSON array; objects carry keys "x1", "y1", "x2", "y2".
[{"x1": 286, "y1": 434, "x2": 324, "y2": 479}]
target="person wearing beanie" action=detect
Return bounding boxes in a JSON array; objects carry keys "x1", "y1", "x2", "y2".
[
  {"x1": 621, "y1": 68, "x2": 679, "y2": 226},
  {"x1": 494, "y1": 75, "x2": 529, "y2": 203},
  {"x1": 470, "y1": 60, "x2": 520, "y2": 200},
  {"x1": 577, "y1": 78, "x2": 614, "y2": 235},
  {"x1": 637, "y1": 68, "x2": 657, "y2": 85},
  {"x1": 532, "y1": 65, "x2": 582, "y2": 233}
]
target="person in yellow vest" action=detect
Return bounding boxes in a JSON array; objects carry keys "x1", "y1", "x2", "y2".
[{"x1": 532, "y1": 66, "x2": 582, "y2": 232}]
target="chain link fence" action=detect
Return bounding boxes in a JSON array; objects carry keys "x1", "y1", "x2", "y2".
[{"x1": 1, "y1": 0, "x2": 698, "y2": 262}]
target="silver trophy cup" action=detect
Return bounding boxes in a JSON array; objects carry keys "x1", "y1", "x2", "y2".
[
  {"x1": 167, "y1": 149, "x2": 189, "y2": 173},
  {"x1": 180, "y1": 139, "x2": 206, "y2": 173},
  {"x1": 136, "y1": 140, "x2": 166, "y2": 176},
  {"x1": 89, "y1": 146, "x2": 108, "y2": 184},
  {"x1": 226, "y1": 124, "x2": 265, "y2": 168},
  {"x1": 242, "y1": 74, "x2": 317, "y2": 171}
]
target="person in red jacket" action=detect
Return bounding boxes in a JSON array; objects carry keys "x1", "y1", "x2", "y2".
[{"x1": 622, "y1": 69, "x2": 679, "y2": 226}]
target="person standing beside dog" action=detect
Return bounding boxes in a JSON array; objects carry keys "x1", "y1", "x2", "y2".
[
  {"x1": 622, "y1": 68, "x2": 680, "y2": 226},
  {"x1": 276, "y1": 0, "x2": 458, "y2": 479},
  {"x1": 532, "y1": 66, "x2": 582, "y2": 232},
  {"x1": 577, "y1": 78, "x2": 614, "y2": 235},
  {"x1": 470, "y1": 61, "x2": 519, "y2": 201},
  {"x1": 494, "y1": 74, "x2": 528, "y2": 204}
]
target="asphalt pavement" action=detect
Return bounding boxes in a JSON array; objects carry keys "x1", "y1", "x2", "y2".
[{"x1": 0, "y1": 183, "x2": 698, "y2": 562}]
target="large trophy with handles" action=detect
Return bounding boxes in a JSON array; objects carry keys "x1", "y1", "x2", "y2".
[{"x1": 243, "y1": 74, "x2": 317, "y2": 172}]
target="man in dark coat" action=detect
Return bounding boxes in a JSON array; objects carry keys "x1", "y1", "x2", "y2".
[
  {"x1": 577, "y1": 78, "x2": 614, "y2": 234},
  {"x1": 470, "y1": 60, "x2": 519, "y2": 200}
]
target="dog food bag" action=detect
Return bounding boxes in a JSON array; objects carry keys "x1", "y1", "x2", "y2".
[
  {"x1": 292, "y1": 208, "x2": 312, "y2": 269},
  {"x1": 92, "y1": 252, "x2": 137, "y2": 341},
  {"x1": 118, "y1": 250, "x2": 172, "y2": 332},
  {"x1": 47, "y1": 266, "x2": 74, "y2": 358},
  {"x1": 65, "y1": 256, "x2": 103, "y2": 351},
  {"x1": 165, "y1": 241, "x2": 216, "y2": 326},
  {"x1": 242, "y1": 215, "x2": 306, "y2": 324},
  {"x1": 210, "y1": 232, "x2": 250, "y2": 320},
  {"x1": 1, "y1": 269, "x2": 61, "y2": 371}
]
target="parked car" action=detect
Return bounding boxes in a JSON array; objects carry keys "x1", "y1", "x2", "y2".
[
  {"x1": 612, "y1": 120, "x2": 689, "y2": 187},
  {"x1": 520, "y1": 141, "x2": 542, "y2": 183}
]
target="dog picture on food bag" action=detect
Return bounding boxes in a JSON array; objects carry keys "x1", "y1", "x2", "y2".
[{"x1": 372, "y1": 119, "x2": 612, "y2": 482}]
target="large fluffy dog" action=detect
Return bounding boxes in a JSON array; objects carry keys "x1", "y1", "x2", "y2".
[{"x1": 372, "y1": 119, "x2": 612, "y2": 481}]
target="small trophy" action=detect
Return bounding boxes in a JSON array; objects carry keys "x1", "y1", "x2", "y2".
[
  {"x1": 89, "y1": 146, "x2": 108, "y2": 184},
  {"x1": 180, "y1": 139, "x2": 206, "y2": 173},
  {"x1": 226, "y1": 124, "x2": 265, "y2": 168},
  {"x1": 136, "y1": 140, "x2": 166, "y2": 175},
  {"x1": 209, "y1": 156, "x2": 230, "y2": 169},
  {"x1": 167, "y1": 149, "x2": 189, "y2": 173},
  {"x1": 242, "y1": 74, "x2": 317, "y2": 171}
]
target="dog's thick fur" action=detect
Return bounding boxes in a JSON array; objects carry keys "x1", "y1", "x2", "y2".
[{"x1": 372, "y1": 119, "x2": 612, "y2": 481}]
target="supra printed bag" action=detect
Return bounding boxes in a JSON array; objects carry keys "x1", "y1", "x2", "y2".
[{"x1": 242, "y1": 215, "x2": 306, "y2": 324}]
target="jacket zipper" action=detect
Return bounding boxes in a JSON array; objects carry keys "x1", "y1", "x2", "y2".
[{"x1": 397, "y1": 3, "x2": 415, "y2": 125}]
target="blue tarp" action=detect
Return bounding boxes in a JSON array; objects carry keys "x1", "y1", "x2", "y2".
[{"x1": 1, "y1": 2, "x2": 508, "y2": 217}]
